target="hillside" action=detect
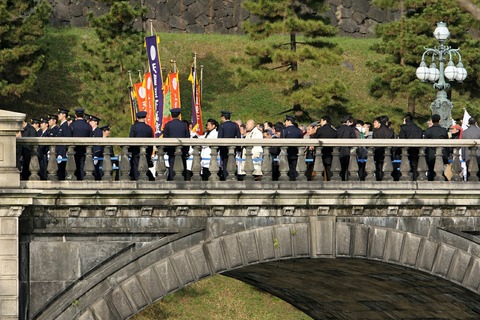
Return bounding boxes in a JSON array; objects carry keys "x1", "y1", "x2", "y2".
[{"x1": 4, "y1": 27, "x2": 426, "y2": 135}]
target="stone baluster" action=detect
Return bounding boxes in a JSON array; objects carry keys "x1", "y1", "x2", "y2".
[
  {"x1": 102, "y1": 146, "x2": 113, "y2": 181},
  {"x1": 137, "y1": 146, "x2": 149, "y2": 181},
  {"x1": 47, "y1": 146, "x2": 58, "y2": 181},
  {"x1": 279, "y1": 147, "x2": 289, "y2": 181},
  {"x1": 417, "y1": 147, "x2": 428, "y2": 181},
  {"x1": 330, "y1": 147, "x2": 341, "y2": 181},
  {"x1": 173, "y1": 146, "x2": 184, "y2": 181},
  {"x1": 261, "y1": 146, "x2": 272, "y2": 182},
  {"x1": 382, "y1": 147, "x2": 394, "y2": 181},
  {"x1": 468, "y1": 146, "x2": 479, "y2": 181},
  {"x1": 348, "y1": 147, "x2": 359, "y2": 181},
  {"x1": 296, "y1": 147, "x2": 307, "y2": 181},
  {"x1": 155, "y1": 147, "x2": 166, "y2": 181},
  {"x1": 399, "y1": 148, "x2": 411, "y2": 181},
  {"x1": 65, "y1": 146, "x2": 76, "y2": 180},
  {"x1": 209, "y1": 147, "x2": 220, "y2": 182},
  {"x1": 433, "y1": 148, "x2": 445, "y2": 181},
  {"x1": 28, "y1": 147, "x2": 40, "y2": 181},
  {"x1": 451, "y1": 147, "x2": 463, "y2": 182},
  {"x1": 227, "y1": 146, "x2": 237, "y2": 181},
  {"x1": 119, "y1": 146, "x2": 130, "y2": 181},
  {"x1": 84, "y1": 146, "x2": 95, "y2": 181},
  {"x1": 365, "y1": 147, "x2": 376, "y2": 182},
  {"x1": 243, "y1": 146, "x2": 254, "y2": 181},
  {"x1": 191, "y1": 146, "x2": 201, "y2": 181},
  {"x1": 313, "y1": 147, "x2": 324, "y2": 182}
]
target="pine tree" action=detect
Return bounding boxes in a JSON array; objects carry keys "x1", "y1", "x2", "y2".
[
  {"x1": 79, "y1": 0, "x2": 146, "y2": 135},
  {"x1": 240, "y1": 0, "x2": 346, "y2": 121},
  {"x1": 368, "y1": 0, "x2": 480, "y2": 118},
  {"x1": 0, "y1": 0, "x2": 51, "y2": 101}
]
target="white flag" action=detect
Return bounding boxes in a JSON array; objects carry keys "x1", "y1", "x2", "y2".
[{"x1": 462, "y1": 109, "x2": 471, "y2": 130}]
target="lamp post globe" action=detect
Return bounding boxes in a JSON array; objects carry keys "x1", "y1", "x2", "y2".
[{"x1": 416, "y1": 22, "x2": 467, "y2": 128}]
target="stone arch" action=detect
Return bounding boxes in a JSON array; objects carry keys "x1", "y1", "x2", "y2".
[{"x1": 33, "y1": 221, "x2": 480, "y2": 319}]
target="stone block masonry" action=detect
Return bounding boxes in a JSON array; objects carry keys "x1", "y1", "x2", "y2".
[
  {"x1": 0, "y1": 207, "x2": 23, "y2": 320},
  {"x1": 47, "y1": 0, "x2": 398, "y2": 37}
]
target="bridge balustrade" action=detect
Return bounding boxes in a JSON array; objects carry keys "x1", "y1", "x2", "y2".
[{"x1": 16, "y1": 137, "x2": 480, "y2": 185}]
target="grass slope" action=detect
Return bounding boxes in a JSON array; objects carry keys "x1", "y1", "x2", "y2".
[
  {"x1": 131, "y1": 275, "x2": 312, "y2": 320},
  {"x1": 5, "y1": 27, "x2": 418, "y2": 135}
]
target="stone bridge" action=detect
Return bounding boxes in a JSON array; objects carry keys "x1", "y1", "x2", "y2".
[{"x1": 1, "y1": 110, "x2": 480, "y2": 319}]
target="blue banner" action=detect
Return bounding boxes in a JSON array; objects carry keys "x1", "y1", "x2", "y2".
[{"x1": 145, "y1": 35, "x2": 164, "y2": 137}]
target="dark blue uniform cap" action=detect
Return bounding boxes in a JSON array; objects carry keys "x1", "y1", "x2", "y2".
[
  {"x1": 170, "y1": 108, "x2": 181, "y2": 114},
  {"x1": 90, "y1": 115, "x2": 101, "y2": 122},
  {"x1": 57, "y1": 108, "x2": 70, "y2": 115},
  {"x1": 75, "y1": 108, "x2": 85, "y2": 115},
  {"x1": 99, "y1": 125, "x2": 110, "y2": 131},
  {"x1": 136, "y1": 111, "x2": 147, "y2": 118},
  {"x1": 47, "y1": 114, "x2": 58, "y2": 121},
  {"x1": 221, "y1": 110, "x2": 232, "y2": 117},
  {"x1": 285, "y1": 115, "x2": 296, "y2": 122},
  {"x1": 40, "y1": 117, "x2": 49, "y2": 124},
  {"x1": 31, "y1": 118, "x2": 41, "y2": 124}
]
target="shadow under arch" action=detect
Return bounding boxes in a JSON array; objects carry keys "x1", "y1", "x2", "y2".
[{"x1": 33, "y1": 221, "x2": 480, "y2": 319}]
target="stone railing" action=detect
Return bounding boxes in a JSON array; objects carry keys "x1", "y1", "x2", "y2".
[{"x1": 15, "y1": 137, "x2": 480, "y2": 188}]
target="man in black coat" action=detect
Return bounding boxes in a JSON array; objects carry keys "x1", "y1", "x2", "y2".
[
  {"x1": 336, "y1": 116, "x2": 357, "y2": 180},
  {"x1": 19, "y1": 118, "x2": 38, "y2": 180},
  {"x1": 69, "y1": 108, "x2": 93, "y2": 180},
  {"x1": 280, "y1": 115, "x2": 304, "y2": 181},
  {"x1": 90, "y1": 115, "x2": 103, "y2": 180},
  {"x1": 163, "y1": 108, "x2": 190, "y2": 180},
  {"x1": 399, "y1": 113, "x2": 424, "y2": 180},
  {"x1": 313, "y1": 115, "x2": 338, "y2": 181},
  {"x1": 56, "y1": 108, "x2": 70, "y2": 180},
  {"x1": 424, "y1": 114, "x2": 448, "y2": 181},
  {"x1": 373, "y1": 116, "x2": 395, "y2": 181},
  {"x1": 129, "y1": 111, "x2": 154, "y2": 180},
  {"x1": 217, "y1": 110, "x2": 241, "y2": 180}
]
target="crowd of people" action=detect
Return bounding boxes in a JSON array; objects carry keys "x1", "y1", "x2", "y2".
[
  {"x1": 18, "y1": 108, "x2": 110, "y2": 181},
  {"x1": 17, "y1": 107, "x2": 480, "y2": 182}
]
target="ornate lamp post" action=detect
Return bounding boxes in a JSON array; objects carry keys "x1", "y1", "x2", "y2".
[{"x1": 416, "y1": 22, "x2": 467, "y2": 128}]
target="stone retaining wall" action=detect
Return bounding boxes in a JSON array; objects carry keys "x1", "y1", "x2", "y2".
[{"x1": 48, "y1": 0, "x2": 398, "y2": 37}]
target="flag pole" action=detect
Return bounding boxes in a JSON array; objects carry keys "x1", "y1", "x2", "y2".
[
  {"x1": 137, "y1": 70, "x2": 142, "y2": 82},
  {"x1": 200, "y1": 64, "x2": 204, "y2": 104},
  {"x1": 128, "y1": 71, "x2": 133, "y2": 87}
]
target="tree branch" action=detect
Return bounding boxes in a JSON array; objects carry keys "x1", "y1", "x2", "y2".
[{"x1": 456, "y1": 0, "x2": 480, "y2": 21}]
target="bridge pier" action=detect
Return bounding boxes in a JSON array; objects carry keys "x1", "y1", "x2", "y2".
[{"x1": 0, "y1": 110, "x2": 24, "y2": 319}]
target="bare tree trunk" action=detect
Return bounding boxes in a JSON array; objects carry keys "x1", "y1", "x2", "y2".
[
  {"x1": 399, "y1": 0, "x2": 406, "y2": 66},
  {"x1": 407, "y1": 96, "x2": 415, "y2": 115},
  {"x1": 456, "y1": 0, "x2": 480, "y2": 20}
]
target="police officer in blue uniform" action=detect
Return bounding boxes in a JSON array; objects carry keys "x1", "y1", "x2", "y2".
[
  {"x1": 47, "y1": 114, "x2": 59, "y2": 137},
  {"x1": 56, "y1": 108, "x2": 70, "y2": 180},
  {"x1": 163, "y1": 108, "x2": 190, "y2": 180},
  {"x1": 280, "y1": 115, "x2": 304, "y2": 181},
  {"x1": 217, "y1": 110, "x2": 241, "y2": 180},
  {"x1": 129, "y1": 111, "x2": 154, "y2": 180},
  {"x1": 69, "y1": 108, "x2": 92, "y2": 180},
  {"x1": 38, "y1": 117, "x2": 51, "y2": 180}
]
